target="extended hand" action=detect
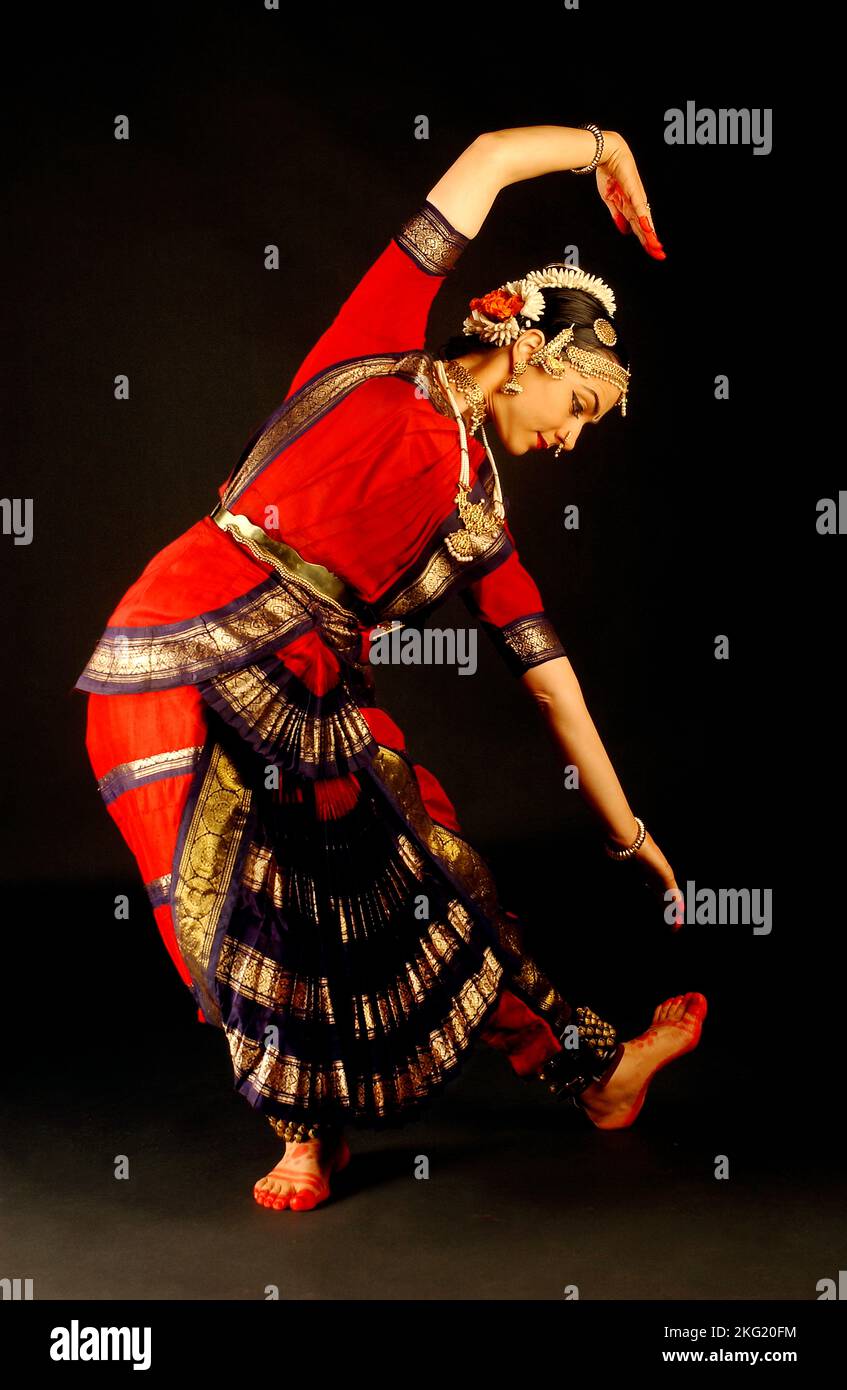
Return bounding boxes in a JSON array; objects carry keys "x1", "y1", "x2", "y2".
[
  {"x1": 596, "y1": 132, "x2": 666, "y2": 259},
  {"x1": 629, "y1": 831, "x2": 683, "y2": 929}
]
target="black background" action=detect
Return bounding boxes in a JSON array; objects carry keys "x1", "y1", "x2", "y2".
[{"x1": 1, "y1": 0, "x2": 842, "y2": 1308}]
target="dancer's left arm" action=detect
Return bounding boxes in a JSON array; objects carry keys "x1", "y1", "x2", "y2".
[
  {"x1": 522, "y1": 656, "x2": 682, "y2": 913},
  {"x1": 285, "y1": 123, "x2": 660, "y2": 400},
  {"x1": 462, "y1": 532, "x2": 681, "y2": 912},
  {"x1": 427, "y1": 126, "x2": 663, "y2": 255},
  {"x1": 462, "y1": 539, "x2": 638, "y2": 846},
  {"x1": 521, "y1": 653, "x2": 641, "y2": 845}
]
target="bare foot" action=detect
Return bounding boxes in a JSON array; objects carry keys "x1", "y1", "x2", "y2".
[
  {"x1": 579, "y1": 992, "x2": 708, "y2": 1130},
  {"x1": 253, "y1": 1133, "x2": 351, "y2": 1212}
]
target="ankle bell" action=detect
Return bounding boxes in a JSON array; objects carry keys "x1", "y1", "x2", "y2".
[
  {"x1": 537, "y1": 1005, "x2": 623, "y2": 1104},
  {"x1": 266, "y1": 1115, "x2": 326, "y2": 1143}
]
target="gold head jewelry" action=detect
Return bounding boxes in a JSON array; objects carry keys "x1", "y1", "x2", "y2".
[
  {"x1": 528, "y1": 323, "x2": 631, "y2": 417},
  {"x1": 462, "y1": 263, "x2": 631, "y2": 417}
]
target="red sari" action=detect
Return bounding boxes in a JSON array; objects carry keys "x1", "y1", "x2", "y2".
[{"x1": 75, "y1": 199, "x2": 587, "y2": 1138}]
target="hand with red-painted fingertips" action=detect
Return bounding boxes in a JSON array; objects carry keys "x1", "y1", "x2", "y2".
[
  {"x1": 610, "y1": 204, "x2": 630, "y2": 235},
  {"x1": 595, "y1": 131, "x2": 666, "y2": 259},
  {"x1": 616, "y1": 830, "x2": 683, "y2": 929}
]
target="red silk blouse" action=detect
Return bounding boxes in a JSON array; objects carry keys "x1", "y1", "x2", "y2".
[
  {"x1": 76, "y1": 200, "x2": 565, "y2": 696},
  {"x1": 212, "y1": 197, "x2": 566, "y2": 676}
]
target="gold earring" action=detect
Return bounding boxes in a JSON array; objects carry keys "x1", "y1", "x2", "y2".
[{"x1": 499, "y1": 359, "x2": 528, "y2": 395}]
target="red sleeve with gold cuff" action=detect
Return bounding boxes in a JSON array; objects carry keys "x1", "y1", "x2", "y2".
[{"x1": 460, "y1": 522, "x2": 566, "y2": 678}]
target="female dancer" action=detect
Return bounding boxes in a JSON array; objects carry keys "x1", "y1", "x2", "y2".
[{"x1": 75, "y1": 124, "x2": 707, "y2": 1214}]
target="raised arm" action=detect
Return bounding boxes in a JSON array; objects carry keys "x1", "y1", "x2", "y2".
[{"x1": 427, "y1": 126, "x2": 663, "y2": 256}]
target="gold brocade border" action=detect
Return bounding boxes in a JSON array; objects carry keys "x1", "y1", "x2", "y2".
[
  {"x1": 78, "y1": 583, "x2": 314, "y2": 690},
  {"x1": 171, "y1": 741, "x2": 254, "y2": 1027},
  {"x1": 398, "y1": 351, "x2": 456, "y2": 419},
  {"x1": 215, "y1": 898, "x2": 481, "y2": 1041},
  {"x1": 379, "y1": 545, "x2": 478, "y2": 620},
  {"x1": 500, "y1": 614, "x2": 566, "y2": 669},
  {"x1": 227, "y1": 1034, "x2": 353, "y2": 1106},
  {"x1": 223, "y1": 943, "x2": 502, "y2": 1114},
  {"x1": 395, "y1": 203, "x2": 470, "y2": 276},
  {"x1": 367, "y1": 744, "x2": 573, "y2": 1031},
  {"x1": 240, "y1": 842, "x2": 285, "y2": 907},
  {"x1": 240, "y1": 829, "x2": 438, "y2": 928},
  {"x1": 217, "y1": 936, "x2": 336, "y2": 1020},
  {"x1": 380, "y1": 523, "x2": 511, "y2": 619},
  {"x1": 202, "y1": 662, "x2": 376, "y2": 770},
  {"x1": 222, "y1": 351, "x2": 454, "y2": 510},
  {"x1": 97, "y1": 745, "x2": 204, "y2": 804},
  {"x1": 145, "y1": 872, "x2": 172, "y2": 909}
]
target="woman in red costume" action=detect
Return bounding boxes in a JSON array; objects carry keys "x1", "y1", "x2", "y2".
[{"x1": 75, "y1": 124, "x2": 707, "y2": 1213}]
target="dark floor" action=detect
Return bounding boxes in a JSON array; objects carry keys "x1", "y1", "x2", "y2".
[
  {"x1": 2, "y1": 865, "x2": 843, "y2": 1303},
  {"x1": 2, "y1": 1014, "x2": 843, "y2": 1302}
]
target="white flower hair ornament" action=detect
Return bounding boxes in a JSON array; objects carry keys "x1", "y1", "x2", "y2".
[{"x1": 461, "y1": 264, "x2": 630, "y2": 416}]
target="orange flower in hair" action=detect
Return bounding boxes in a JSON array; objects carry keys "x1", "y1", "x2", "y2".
[{"x1": 468, "y1": 289, "x2": 525, "y2": 321}]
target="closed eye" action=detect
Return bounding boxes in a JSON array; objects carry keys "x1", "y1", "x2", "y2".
[{"x1": 586, "y1": 387, "x2": 607, "y2": 424}]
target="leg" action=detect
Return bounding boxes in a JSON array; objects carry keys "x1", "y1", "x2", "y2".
[
  {"x1": 397, "y1": 748, "x2": 709, "y2": 1125},
  {"x1": 84, "y1": 686, "x2": 209, "y2": 1000},
  {"x1": 397, "y1": 756, "x2": 575, "y2": 1067},
  {"x1": 399, "y1": 753, "x2": 583, "y2": 1076},
  {"x1": 475, "y1": 984, "x2": 565, "y2": 1076}
]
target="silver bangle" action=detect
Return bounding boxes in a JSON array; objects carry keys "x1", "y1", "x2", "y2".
[
  {"x1": 571, "y1": 123, "x2": 605, "y2": 174},
  {"x1": 604, "y1": 815, "x2": 647, "y2": 860}
]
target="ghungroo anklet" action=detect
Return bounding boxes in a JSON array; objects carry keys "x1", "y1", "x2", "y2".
[
  {"x1": 266, "y1": 1115, "x2": 330, "y2": 1143},
  {"x1": 537, "y1": 1005, "x2": 625, "y2": 1107}
]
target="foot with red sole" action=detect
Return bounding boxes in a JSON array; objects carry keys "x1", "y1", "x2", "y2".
[
  {"x1": 253, "y1": 1133, "x2": 351, "y2": 1212},
  {"x1": 579, "y1": 993, "x2": 708, "y2": 1130}
]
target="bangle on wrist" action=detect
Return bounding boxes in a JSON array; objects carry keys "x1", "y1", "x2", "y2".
[
  {"x1": 604, "y1": 816, "x2": 647, "y2": 860},
  {"x1": 571, "y1": 123, "x2": 604, "y2": 174}
]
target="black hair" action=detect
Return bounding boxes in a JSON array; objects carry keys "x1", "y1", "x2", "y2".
[{"x1": 436, "y1": 263, "x2": 628, "y2": 375}]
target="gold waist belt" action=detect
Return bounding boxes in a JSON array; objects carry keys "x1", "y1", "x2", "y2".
[{"x1": 211, "y1": 503, "x2": 361, "y2": 614}]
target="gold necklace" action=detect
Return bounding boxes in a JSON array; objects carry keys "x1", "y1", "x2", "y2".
[
  {"x1": 433, "y1": 359, "x2": 506, "y2": 560},
  {"x1": 443, "y1": 359, "x2": 488, "y2": 436}
]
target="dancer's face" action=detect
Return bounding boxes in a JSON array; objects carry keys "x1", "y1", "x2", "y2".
[{"x1": 486, "y1": 333, "x2": 622, "y2": 457}]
